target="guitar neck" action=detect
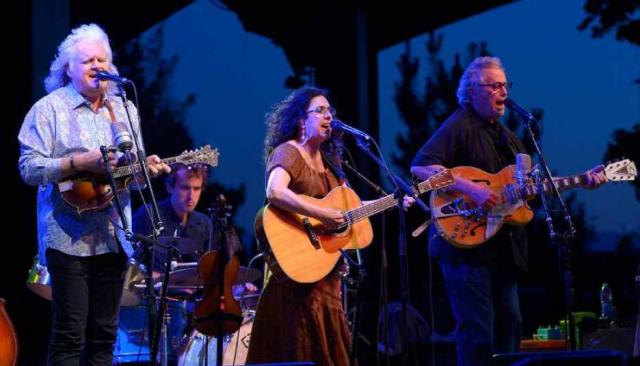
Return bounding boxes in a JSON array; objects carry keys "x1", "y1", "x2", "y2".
[
  {"x1": 343, "y1": 175, "x2": 441, "y2": 223},
  {"x1": 113, "y1": 156, "x2": 178, "y2": 178},
  {"x1": 523, "y1": 173, "x2": 587, "y2": 198},
  {"x1": 345, "y1": 194, "x2": 398, "y2": 224}
]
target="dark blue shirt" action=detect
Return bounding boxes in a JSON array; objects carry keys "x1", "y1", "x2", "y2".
[
  {"x1": 133, "y1": 198, "x2": 212, "y2": 271},
  {"x1": 411, "y1": 106, "x2": 528, "y2": 271}
]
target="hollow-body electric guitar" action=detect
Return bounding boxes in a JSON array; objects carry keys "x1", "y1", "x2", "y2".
[{"x1": 430, "y1": 159, "x2": 636, "y2": 248}]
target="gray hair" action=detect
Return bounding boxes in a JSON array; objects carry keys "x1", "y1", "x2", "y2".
[
  {"x1": 44, "y1": 23, "x2": 114, "y2": 93},
  {"x1": 456, "y1": 56, "x2": 505, "y2": 105}
]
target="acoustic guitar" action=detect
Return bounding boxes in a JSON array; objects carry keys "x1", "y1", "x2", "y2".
[
  {"x1": 255, "y1": 170, "x2": 454, "y2": 284},
  {"x1": 57, "y1": 145, "x2": 219, "y2": 214},
  {"x1": 430, "y1": 159, "x2": 636, "y2": 248}
]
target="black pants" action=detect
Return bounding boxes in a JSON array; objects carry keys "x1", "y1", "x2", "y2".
[{"x1": 46, "y1": 248, "x2": 127, "y2": 366}]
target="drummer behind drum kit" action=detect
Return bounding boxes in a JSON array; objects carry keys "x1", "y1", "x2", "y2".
[{"x1": 26, "y1": 251, "x2": 262, "y2": 365}]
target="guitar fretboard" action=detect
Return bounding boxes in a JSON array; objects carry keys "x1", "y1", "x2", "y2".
[
  {"x1": 113, "y1": 157, "x2": 180, "y2": 178},
  {"x1": 522, "y1": 174, "x2": 586, "y2": 198},
  {"x1": 342, "y1": 179, "x2": 439, "y2": 225},
  {"x1": 345, "y1": 194, "x2": 399, "y2": 224}
]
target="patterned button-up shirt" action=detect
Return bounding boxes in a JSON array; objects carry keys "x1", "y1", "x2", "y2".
[{"x1": 18, "y1": 84, "x2": 140, "y2": 265}]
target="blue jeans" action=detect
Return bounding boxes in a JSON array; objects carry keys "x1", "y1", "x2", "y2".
[
  {"x1": 46, "y1": 248, "x2": 127, "y2": 366},
  {"x1": 439, "y1": 260, "x2": 522, "y2": 366}
]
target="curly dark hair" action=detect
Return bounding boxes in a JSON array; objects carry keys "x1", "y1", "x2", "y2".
[{"x1": 264, "y1": 86, "x2": 343, "y2": 163}]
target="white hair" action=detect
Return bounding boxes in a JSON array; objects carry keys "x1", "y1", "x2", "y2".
[
  {"x1": 44, "y1": 23, "x2": 114, "y2": 93},
  {"x1": 456, "y1": 56, "x2": 505, "y2": 105}
]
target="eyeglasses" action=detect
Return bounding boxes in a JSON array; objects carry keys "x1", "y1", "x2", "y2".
[
  {"x1": 306, "y1": 106, "x2": 336, "y2": 117},
  {"x1": 476, "y1": 81, "x2": 513, "y2": 91}
]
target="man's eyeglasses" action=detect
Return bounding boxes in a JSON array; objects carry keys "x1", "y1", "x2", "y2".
[
  {"x1": 476, "y1": 81, "x2": 513, "y2": 91},
  {"x1": 306, "y1": 106, "x2": 336, "y2": 117}
]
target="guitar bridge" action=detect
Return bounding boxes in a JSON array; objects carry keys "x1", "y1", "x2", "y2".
[
  {"x1": 302, "y1": 218, "x2": 320, "y2": 249},
  {"x1": 434, "y1": 197, "x2": 480, "y2": 218}
]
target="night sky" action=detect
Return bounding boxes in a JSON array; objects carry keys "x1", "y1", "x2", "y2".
[{"x1": 142, "y1": 0, "x2": 638, "y2": 250}]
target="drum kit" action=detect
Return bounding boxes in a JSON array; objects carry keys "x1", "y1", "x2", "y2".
[{"x1": 25, "y1": 245, "x2": 263, "y2": 366}]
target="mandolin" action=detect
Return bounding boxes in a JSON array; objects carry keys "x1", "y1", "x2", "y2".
[{"x1": 58, "y1": 145, "x2": 219, "y2": 214}]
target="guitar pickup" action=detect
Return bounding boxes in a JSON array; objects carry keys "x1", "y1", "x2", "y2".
[{"x1": 302, "y1": 218, "x2": 320, "y2": 249}]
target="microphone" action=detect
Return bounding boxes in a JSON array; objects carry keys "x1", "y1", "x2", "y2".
[
  {"x1": 504, "y1": 98, "x2": 536, "y2": 122},
  {"x1": 111, "y1": 122, "x2": 134, "y2": 151},
  {"x1": 95, "y1": 70, "x2": 132, "y2": 84},
  {"x1": 330, "y1": 119, "x2": 370, "y2": 141},
  {"x1": 515, "y1": 153, "x2": 532, "y2": 187}
]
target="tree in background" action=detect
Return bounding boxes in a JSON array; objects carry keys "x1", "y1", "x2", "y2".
[
  {"x1": 579, "y1": 0, "x2": 639, "y2": 197},
  {"x1": 578, "y1": 0, "x2": 640, "y2": 47},
  {"x1": 603, "y1": 124, "x2": 640, "y2": 200},
  {"x1": 579, "y1": 1, "x2": 640, "y2": 298},
  {"x1": 115, "y1": 27, "x2": 247, "y2": 241}
]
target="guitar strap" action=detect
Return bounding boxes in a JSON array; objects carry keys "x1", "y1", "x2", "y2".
[
  {"x1": 104, "y1": 98, "x2": 118, "y2": 124},
  {"x1": 320, "y1": 149, "x2": 346, "y2": 183}
]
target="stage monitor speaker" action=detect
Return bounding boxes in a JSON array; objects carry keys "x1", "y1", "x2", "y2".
[{"x1": 490, "y1": 349, "x2": 627, "y2": 366}]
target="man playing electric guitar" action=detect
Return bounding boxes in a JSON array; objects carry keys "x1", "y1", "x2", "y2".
[{"x1": 410, "y1": 57, "x2": 607, "y2": 366}]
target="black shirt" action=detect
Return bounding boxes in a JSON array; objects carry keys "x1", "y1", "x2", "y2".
[
  {"x1": 132, "y1": 198, "x2": 212, "y2": 271},
  {"x1": 411, "y1": 105, "x2": 529, "y2": 271}
]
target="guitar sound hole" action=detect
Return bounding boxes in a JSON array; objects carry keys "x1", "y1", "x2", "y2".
[{"x1": 333, "y1": 224, "x2": 349, "y2": 235}]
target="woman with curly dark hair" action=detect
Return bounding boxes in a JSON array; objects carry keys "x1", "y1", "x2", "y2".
[{"x1": 247, "y1": 86, "x2": 351, "y2": 365}]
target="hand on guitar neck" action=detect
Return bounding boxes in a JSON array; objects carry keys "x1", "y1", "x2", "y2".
[
  {"x1": 65, "y1": 148, "x2": 171, "y2": 179},
  {"x1": 580, "y1": 164, "x2": 608, "y2": 189},
  {"x1": 64, "y1": 148, "x2": 118, "y2": 177}
]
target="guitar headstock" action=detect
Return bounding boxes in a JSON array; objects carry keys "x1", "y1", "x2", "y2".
[
  {"x1": 428, "y1": 169, "x2": 455, "y2": 189},
  {"x1": 175, "y1": 145, "x2": 220, "y2": 167},
  {"x1": 604, "y1": 159, "x2": 637, "y2": 182},
  {"x1": 415, "y1": 169, "x2": 455, "y2": 194}
]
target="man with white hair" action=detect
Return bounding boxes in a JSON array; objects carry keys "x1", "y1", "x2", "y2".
[
  {"x1": 18, "y1": 23, "x2": 170, "y2": 364},
  {"x1": 411, "y1": 57, "x2": 606, "y2": 366}
]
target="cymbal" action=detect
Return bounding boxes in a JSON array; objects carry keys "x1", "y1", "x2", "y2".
[
  {"x1": 26, "y1": 256, "x2": 149, "y2": 307},
  {"x1": 168, "y1": 266, "x2": 262, "y2": 287},
  {"x1": 120, "y1": 260, "x2": 147, "y2": 306}
]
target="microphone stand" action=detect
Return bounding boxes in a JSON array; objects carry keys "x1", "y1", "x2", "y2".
[
  {"x1": 353, "y1": 136, "x2": 429, "y2": 365},
  {"x1": 521, "y1": 114, "x2": 578, "y2": 350},
  {"x1": 341, "y1": 159, "x2": 386, "y2": 365},
  {"x1": 99, "y1": 145, "x2": 169, "y2": 362},
  {"x1": 100, "y1": 145, "x2": 128, "y2": 235},
  {"x1": 155, "y1": 242, "x2": 180, "y2": 366},
  {"x1": 115, "y1": 82, "x2": 164, "y2": 236},
  {"x1": 211, "y1": 204, "x2": 227, "y2": 366},
  {"x1": 113, "y1": 81, "x2": 167, "y2": 364}
]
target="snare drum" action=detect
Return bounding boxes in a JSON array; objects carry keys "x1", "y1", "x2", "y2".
[
  {"x1": 114, "y1": 299, "x2": 188, "y2": 363},
  {"x1": 177, "y1": 312, "x2": 254, "y2": 366}
]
